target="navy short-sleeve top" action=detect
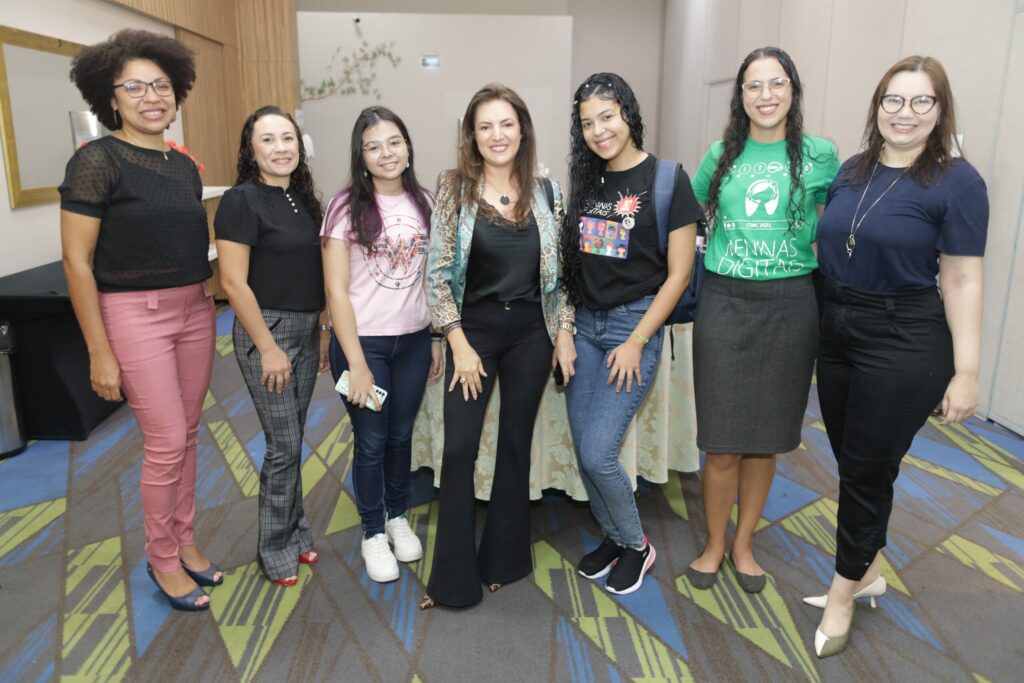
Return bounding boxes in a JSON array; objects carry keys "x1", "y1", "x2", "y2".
[
  {"x1": 214, "y1": 180, "x2": 325, "y2": 312},
  {"x1": 818, "y1": 157, "x2": 988, "y2": 292}
]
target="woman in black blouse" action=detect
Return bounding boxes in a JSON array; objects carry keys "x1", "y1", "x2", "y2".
[
  {"x1": 60, "y1": 30, "x2": 219, "y2": 611},
  {"x1": 215, "y1": 106, "x2": 326, "y2": 587}
]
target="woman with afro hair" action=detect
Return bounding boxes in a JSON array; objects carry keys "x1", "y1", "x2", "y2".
[
  {"x1": 60, "y1": 29, "x2": 219, "y2": 611},
  {"x1": 215, "y1": 106, "x2": 327, "y2": 587}
]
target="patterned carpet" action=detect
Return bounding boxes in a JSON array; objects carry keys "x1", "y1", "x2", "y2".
[{"x1": 1, "y1": 307, "x2": 1022, "y2": 682}]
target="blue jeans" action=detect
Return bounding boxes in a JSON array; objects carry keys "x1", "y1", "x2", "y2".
[
  {"x1": 565, "y1": 296, "x2": 664, "y2": 549},
  {"x1": 328, "y1": 327, "x2": 431, "y2": 537}
]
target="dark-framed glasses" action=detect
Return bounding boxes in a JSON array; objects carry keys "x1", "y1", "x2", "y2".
[
  {"x1": 741, "y1": 77, "x2": 791, "y2": 96},
  {"x1": 879, "y1": 94, "x2": 937, "y2": 115},
  {"x1": 113, "y1": 79, "x2": 174, "y2": 98},
  {"x1": 362, "y1": 137, "x2": 407, "y2": 156}
]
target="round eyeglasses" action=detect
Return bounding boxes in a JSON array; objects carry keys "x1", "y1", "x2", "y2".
[
  {"x1": 362, "y1": 137, "x2": 407, "y2": 156},
  {"x1": 879, "y1": 94, "x2": 937, "y2": 115},
  {"x1": 741, "y1": 77, "x2": 791, "y2": 96},
  {"x1": 113, "y1": 79, "x2": 175, "y2": 98}
]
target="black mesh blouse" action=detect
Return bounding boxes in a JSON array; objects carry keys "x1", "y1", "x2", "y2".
[{"x1": 59, "y1": 135, "x2": 212, "y2": 292}]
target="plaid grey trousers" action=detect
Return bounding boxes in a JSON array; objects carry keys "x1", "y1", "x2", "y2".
[{"x1": 233, "y1": 309, "x2": 319, "y2": 580}]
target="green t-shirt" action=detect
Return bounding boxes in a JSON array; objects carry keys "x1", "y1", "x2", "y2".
[{"x1": 692, "y1": 134, "x2": 839, "y2": 280}]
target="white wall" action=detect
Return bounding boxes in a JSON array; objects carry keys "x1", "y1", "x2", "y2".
[
  {"x1": 659, "y1": 0, "x2": 1024, "y2": 429},
  {"x1": 297, "y1": 12, "x2": 573, "y2": 197},
  {"x1": 297, "y1": 0, "x2": 667, "y2": 189},
  {"x1": 0, "y1": 0, "x2": 181, "y2": 278}
]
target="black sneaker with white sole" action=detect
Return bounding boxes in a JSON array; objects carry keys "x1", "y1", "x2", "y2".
[
  {"x1": 578, "y1": 536, "x2": 623, "y2": 580},
  {"x1": 605, "y1": 538, "x2": 655, "y2": 595}
]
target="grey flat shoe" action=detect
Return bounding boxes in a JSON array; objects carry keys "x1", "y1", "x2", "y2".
[
  {"x1": 728, "y1": 553, "x2": 766, "y2": 593},
  {"x1": 685, "y1": 562, "x2": 722, "y2": 590}
]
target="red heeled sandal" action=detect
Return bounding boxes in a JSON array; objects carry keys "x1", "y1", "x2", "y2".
[{"x1": 299, "y1": 549, "x2": 319, "y2": 565}]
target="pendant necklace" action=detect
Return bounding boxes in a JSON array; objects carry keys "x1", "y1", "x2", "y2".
[
  {"x1": 847, "y1": 161, "x2": 905, "y2": 259},
  {"x1": 487, "y1": 180, "x2": 513, "y2": 206}
]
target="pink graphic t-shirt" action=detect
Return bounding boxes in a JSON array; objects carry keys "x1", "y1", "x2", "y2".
[{"x1": 322, "y1": 192, "x2": 432, "y2": 336}]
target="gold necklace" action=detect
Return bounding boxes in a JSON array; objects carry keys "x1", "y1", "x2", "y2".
[{"x1": 847, "y1": 162, "x2": 905, "y2": 259}]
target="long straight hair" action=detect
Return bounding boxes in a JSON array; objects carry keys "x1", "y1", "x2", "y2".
[
  {"x1": 704, "y1": 47, "x2": 808, "y2": 231},
  {"x1": 234, "y1": 105, "x2": 322, "y2": 225},
  {"x1": 560, "y1": 73, "x2": 646, "y2": 307},
  {"x1": 451, "y1": 83, "x2": 537, "y2": 223},
  {"x1": 847, "y1": 55, "x2": 961, "y2": 186},
  {"x1": 322, "y1": 106, "x2": 432, "y2": 249}
]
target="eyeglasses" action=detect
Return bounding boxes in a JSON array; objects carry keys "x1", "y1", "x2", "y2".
[
  {"x1": 741, "y1": 77, "x2": 791, "y2": 96},
  {"x1": 113, "y1": 79, "x2": 174, "y2": 98},
  {"x1": 879, "y1": 94, "x2": 937, "y2": 115},
  {"x1": 362, "y1": 137, "x2": 406, "y2": 156}
]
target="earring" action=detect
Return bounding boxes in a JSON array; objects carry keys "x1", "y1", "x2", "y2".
[
  {"x1": 113, "y1": 110, "x2": 121, "y2": 128},
  {"x1": 406, "y1": 161, "x2": 410, "y2": 168},
  {"x1": 363, "y1": 169, "x2": 368, "y2": 178}
]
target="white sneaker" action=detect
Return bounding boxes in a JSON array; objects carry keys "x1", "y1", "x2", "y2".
[
  {"x1": 361, "y1": 533, "x2": 399, "y2": 582},
  {"x1": 385, "y1": 515, "x2": 424, "y2": 562}
]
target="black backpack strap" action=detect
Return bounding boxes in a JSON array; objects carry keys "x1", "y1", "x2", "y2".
[
  {"x1": 653, "y1": 159, "x2": 679, "y2": 255},
  {"x1": 542, "y1": 177, "x2": 555, "y2": 212}
]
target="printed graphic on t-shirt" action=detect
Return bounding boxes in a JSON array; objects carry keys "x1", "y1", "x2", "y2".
[
  {"x1": 716, "y1": 160, "x2": 815, "y2": 278},
  {"x1": 362, "y1": 213, "x2": 429, "y2": 290},
  {"x1": 579, "y1": 191, "x2": 646, "y2": 260}
]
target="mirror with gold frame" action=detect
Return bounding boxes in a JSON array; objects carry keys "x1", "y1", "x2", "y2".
[{"x1": 0, "y1": 26, "x2": 91, "y2": 208}]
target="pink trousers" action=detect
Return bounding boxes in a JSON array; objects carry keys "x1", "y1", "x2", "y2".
[{"x1": 100, "y1": 282, "x2": 215, "y2": 572}]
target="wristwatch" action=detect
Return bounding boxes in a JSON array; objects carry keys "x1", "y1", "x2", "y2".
[{"x1": 559, "y1": 321, "x2": 576, "y2": 336}]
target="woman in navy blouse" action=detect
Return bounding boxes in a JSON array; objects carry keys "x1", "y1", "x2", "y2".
[{"x1": 807, "y1": 56, "x2": 987, "y2": 657}]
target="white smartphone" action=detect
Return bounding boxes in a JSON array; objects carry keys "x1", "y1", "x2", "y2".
[{"x1": 335, "y1": 370, "x2": 388, "y2": 412}]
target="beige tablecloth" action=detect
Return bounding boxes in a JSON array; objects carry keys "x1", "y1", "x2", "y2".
[{"x1": 410, "y1": 324, "x2": 700, "y2": 500}]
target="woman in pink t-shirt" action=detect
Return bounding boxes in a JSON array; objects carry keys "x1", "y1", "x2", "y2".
[{"x1": 321, "y1": 107, "x2": 442, "y2": 583}]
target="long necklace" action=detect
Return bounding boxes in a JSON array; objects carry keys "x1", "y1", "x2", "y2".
[{"x1": 847, "y1": 162, "x2": 905, "y2": 259}]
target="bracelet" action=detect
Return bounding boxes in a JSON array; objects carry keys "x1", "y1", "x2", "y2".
[
  {"x1": 431, "y1": 338, "x2": 443, "y2": 344},
  {"x1": 319, "y1": 323, "x2": 330, "y2": 332},
  {"x1": 443, "y1": 320, "x2": 463, "y2": 336},
  {"x1": 631, "y1": 330, "x2": 649, "y2": 345}
]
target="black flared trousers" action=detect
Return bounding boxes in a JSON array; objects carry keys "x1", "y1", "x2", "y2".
[
  {"x1": 426, "y1": 299, "x2": 552, "y2": 607},
  {"x1": 817, "y1": 279, "x2": 953, "y2": 581}
]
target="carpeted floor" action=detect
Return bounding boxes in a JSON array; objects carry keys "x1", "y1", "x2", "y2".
[{"x1": 1, "y1": 307, "x2": 1022, "y2": 682}]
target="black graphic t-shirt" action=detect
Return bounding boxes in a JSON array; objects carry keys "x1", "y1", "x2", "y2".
[{"x1": 579, "y1": 155, "x2": 702, "y2": 311}]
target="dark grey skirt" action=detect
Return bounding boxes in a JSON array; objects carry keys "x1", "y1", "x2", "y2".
[{"x1": 692, "y1": 272, "x2": 817, "y2": 454}]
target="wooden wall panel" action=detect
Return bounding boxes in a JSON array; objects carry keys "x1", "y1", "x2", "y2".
[
  {"x1": 106, "y1": 0, "x2": 237, "y2": 46},
  {"x1": 176, "y1": 29, "x2": 234, "y2": 186},
  {"x1": 237, "y1": 0, "x2": 300, "y2": 116}
]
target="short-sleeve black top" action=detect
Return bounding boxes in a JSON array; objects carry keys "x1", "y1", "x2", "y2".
[
  {"x1": 464, "y1": 207, "x2": 541, "y2": 305},
  {"x1": 214, "y1": 180, "x2": 325, "y2": 312},
  {"x1": 818, "y1": 158, "x2": 988, "y2": 292},
  {"x1": 577, "y1": 154, "x2": 703, "y2": 310},
  {"x1": 59, "y1": 135, "x2": 212, "y2": 292}
]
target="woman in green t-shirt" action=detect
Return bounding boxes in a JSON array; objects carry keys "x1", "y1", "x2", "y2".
[{"x1": 685, "y1": 46, "x2": 839, "y2": 593}]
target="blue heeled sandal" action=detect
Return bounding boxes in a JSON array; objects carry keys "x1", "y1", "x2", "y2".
[
  {"x1": 147, "y1": 563, "x2": 210, "y2": 611},
  {"x1": 181, "y1": 559, "x2": 224, "y2": 587}
]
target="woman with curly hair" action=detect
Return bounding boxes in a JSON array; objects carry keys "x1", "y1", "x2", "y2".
[
  {"x1": 686, "y1": 47, "x2": 839, "y2": 593},
  {"x1": 560, "y1": 73, "x2": 701, "y2": 594},
  {"x1": 60, "y1": 29, "x2": 218, "y2": 610},
  {"x1": 806, "y1": 56, "x2": 986, "y2": 657},
  {"x1": 420, "y1": 84, "x2": 575, "y2": 609},
  {"x1": 214, "y1": 106, "x2": 326, "y2": 587},
  {"x1": 320, "y1": 106, "x2": 440, "y2": 583}
]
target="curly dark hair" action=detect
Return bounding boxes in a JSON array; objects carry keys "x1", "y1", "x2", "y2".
[
  {"x1": 69, "y1": 29, "x2": 196, "y2": 131},
  {"x1": 845, "y1": 55, "x2": 962, "y2": 187},
  {"x1": 234, "y1": 105, "x2": 323, "y2": 226},
  {"x1": 321, "y1": 106, "x2": 432, "y2": 252},
  {"x1": 560, "y1": 73, "x2": 646, "y2": 307},
  {"x1": 704, "y1": 47, "x2": 813, "y2": 232}
]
